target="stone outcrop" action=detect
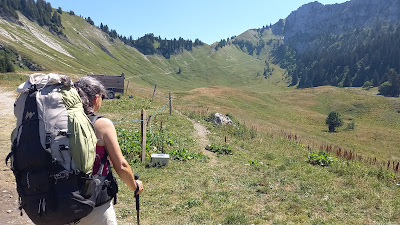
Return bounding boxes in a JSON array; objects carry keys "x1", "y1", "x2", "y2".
[
  {"x1": 213, "y1": 113, "x2": 233, "y2": 125},
  {"x1": 271, "y1": 0, "x2": 400, "y2": 52}
]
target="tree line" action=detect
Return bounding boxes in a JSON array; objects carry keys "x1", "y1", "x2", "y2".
[
  {"x1": 214, "y1": 36, "x2": 236, "y2": 50},
  {"x1": 120, "y1": 33, "x2": 204, "y2": 59},
  {"x1": 97, "y1": 23, "x2": 204, "y2": 59},
  {"x1": 273, "y1": 23, "x2": 400, "y2": 97},
  {"x1": 0, "y1": 49, "x2": 15, "y2": 72},
  {"x1": 0, "y1": 0, "x2": 63, "y2": 35}
]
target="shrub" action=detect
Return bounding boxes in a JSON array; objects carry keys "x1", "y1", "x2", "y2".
[
  {"x1": 206, "y1": 144, "x2": 233, "y2": 155},
  {"x1": 362, "y1": 81, "x2": 373, "y2": 90},
  {"x1": 378, "y1": 81, "x2": 400, "y2": 97},
  {"x1": 345, "y1": 120, "x2": 355, "y2": 130},
  {"x1": 308, "y1": 152, "x2": 336, "y2": 166}
]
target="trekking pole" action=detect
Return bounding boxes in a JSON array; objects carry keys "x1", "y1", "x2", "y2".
[{"x1": 134, "y1": 174, "x2": 140, "y2": 225}]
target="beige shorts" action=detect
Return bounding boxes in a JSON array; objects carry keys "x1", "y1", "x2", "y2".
[{"x1": 77, "y1": 200, "x2": 117, "y2": 225}]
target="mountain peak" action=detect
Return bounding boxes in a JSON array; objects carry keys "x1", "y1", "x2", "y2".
[{"x1": 271, "y1": 0, "x2": 400, "y2": 52}]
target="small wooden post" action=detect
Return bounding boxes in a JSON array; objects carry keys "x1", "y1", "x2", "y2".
[
  {"x1": 125, "y1": 81, "x2": 129, "y2": 95},
  {"x1": 141, "y1": 109, "x2": 147, "y2": 162},
  {"x1": 152, "y1": 84, "x2": 157, "y2": 101},
  {"x1": 169, "y1": 92, "x2": 172, "y2": 115}
]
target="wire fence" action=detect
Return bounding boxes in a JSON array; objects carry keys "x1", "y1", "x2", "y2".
[{"x1": 112, "y1": 98, "x2": 170, "y2": 124}]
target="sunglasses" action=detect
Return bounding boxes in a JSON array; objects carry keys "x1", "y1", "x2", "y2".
[{"x1": 101, "y1": 94, "x2": 106, "y2": 100}]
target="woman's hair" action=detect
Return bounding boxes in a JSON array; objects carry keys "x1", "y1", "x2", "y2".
[{"x1": 74, "y1": 76, "x2": 107, "y2": 115}]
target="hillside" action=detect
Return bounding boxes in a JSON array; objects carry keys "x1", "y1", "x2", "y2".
[
  {"x1": 0, "y1": 10, "x2": 271, "y2": 91},
  {"x1": 226, "y1": 0, "x2": 400, "y2": 95}
]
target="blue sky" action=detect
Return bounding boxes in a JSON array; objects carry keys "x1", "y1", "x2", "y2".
[{"x1": 46, "y1": 0, "x2": 348, "y2": 44}]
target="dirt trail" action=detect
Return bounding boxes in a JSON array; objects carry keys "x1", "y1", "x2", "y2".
[
  {"x1": 0, "y1": 88, "x2": 34, "y2": 225},
  {"x1": 188, "y1": 118, "x2": 217, "y2": 165},
  {"x1": 174, "y1": 110, "x2": 217, "y2": 164}
]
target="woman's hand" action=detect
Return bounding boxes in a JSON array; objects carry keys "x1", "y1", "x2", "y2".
[{"x1": 135, "y1": 179, "x2": 144, "y2": 195}]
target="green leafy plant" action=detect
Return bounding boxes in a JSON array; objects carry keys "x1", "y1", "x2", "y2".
[
  {"x1": 117, "y1": 128, "x2": 177, "y2": 156},
  {"x1": 308, "y1": 152, "x2": 336, "y2": 166},
  {"x1": 117, "y1": 128, "x2": 142, "y2": 158},
  {"x1": 248, "y1": 160, "x2": 261, "y2": 165},
  {"x1": 206, "y1": 144, "x2": 233, "y2": 155},
  {"x1": 167, "y1": 148, "x2": 209, "y2": 161},
  {"x1": 148, "y1": 129, "x2": 175, "y2": 153},
  {"x1": 117, "y1": 127, "x2": 207, "y2": 162},
  {"x1": 345, "y1": 120, "x2": 355, "y2": 130}
]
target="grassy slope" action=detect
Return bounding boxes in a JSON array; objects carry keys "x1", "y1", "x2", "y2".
[
  {"x1": 175, "y1": 85, "x2": 400, "y2": 162},
  {"x1": 0, "y1": 12, "x2": 266, "y2": 91},
  {"x1": 97, "y1": 94, "x2": 400, "y2": 224}
]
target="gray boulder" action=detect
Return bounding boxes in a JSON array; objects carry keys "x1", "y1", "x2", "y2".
[{"x1": 213, "y1": 113, "x2": 232, "y2": 125}]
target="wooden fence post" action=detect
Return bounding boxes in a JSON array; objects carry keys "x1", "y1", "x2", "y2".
[
  {"x1": 152, "y1": 83, "x2": 157, "y2": 101},
  {"x1": 141, "y1": 109, "x2": 147, "y2": 162},
  {"x1": 169, "y1": 92, "x2": 172, "y2": 115},
  {"x1": 125, "y1": 81, "x2": 129, "y2": 95}
]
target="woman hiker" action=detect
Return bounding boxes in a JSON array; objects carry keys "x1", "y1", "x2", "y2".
[{"x1": 74, "y1": 76, "x2": 144, "y2": 224}]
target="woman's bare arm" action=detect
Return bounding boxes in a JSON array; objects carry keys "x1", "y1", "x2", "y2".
[{"x1": 95, "y1": 118, "x2": 143, "y2": 194}]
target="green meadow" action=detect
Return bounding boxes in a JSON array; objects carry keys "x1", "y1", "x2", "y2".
[
  {"x1": 91, "y1": 74, "x2": 400, "y2": 224},
  {"x1": 100, "y1": 87, "x2": 400, "y2": 224}
]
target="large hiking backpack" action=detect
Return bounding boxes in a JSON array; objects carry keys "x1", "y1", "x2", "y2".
[{"x1": 6, "y1": 73, "x2": 99, "y2": 225}]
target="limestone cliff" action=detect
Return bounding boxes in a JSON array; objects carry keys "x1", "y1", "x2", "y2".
[{"x1": 272, "y1": 0, "x2": 400, "y2": 52}]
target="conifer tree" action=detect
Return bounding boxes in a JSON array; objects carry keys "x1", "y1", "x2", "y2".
[
  {"x1": 326, "y1": 111, "x2": 343, "y2": 132},
  {"x1": 86, "y1": 17, "x2": 94, "y2": 25}
]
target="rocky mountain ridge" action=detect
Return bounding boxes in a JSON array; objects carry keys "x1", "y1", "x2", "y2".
[{"x1": 271, "y1": 0, "x2": 400, "y2": 52}]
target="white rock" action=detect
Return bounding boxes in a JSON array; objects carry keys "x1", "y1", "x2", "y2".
[{"x1": 213, "y1": 113, "x2": 232, "y2": 125}]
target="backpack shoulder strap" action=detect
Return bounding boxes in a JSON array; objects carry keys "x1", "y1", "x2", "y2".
[
  {"x1": 89, "y1": 114, "x2": 104, "y2": 125},
  {"x1": 89, "y1": 114, "x2": 110, "y2": 167}
]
